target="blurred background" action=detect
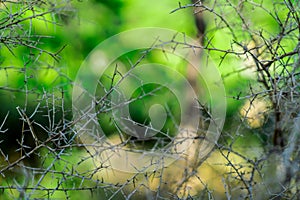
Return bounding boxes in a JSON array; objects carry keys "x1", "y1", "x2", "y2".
[{"x1": 0, "y1": 0, "x2": 299, "y2": 199}]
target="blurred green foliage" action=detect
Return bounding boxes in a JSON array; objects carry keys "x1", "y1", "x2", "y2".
[{"x1": 1, "y1": 0, "x2": 298, "y2": 199}]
